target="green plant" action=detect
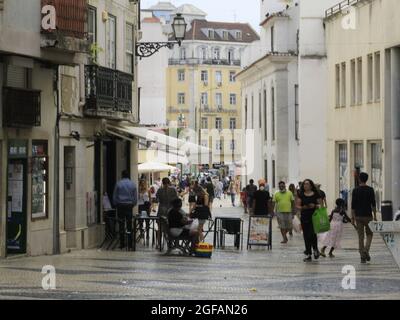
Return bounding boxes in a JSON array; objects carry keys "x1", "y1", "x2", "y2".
[{"x1": 89, "y1": 43, "x2": 104, "y2": 64}]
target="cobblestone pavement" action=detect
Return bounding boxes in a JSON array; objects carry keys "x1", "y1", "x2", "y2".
[{"x1": 0, "y1": 197, "x2": 399, "y2": 300}]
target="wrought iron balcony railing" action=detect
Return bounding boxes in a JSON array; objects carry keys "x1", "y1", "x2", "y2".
[
  {"x1": 3, "y1": 87, "x2": 41, "y2": 127},
  {"x1": 169, "y1": 58, "x2": 241, "y2": 66},
  {"x1": 85, "y1": 65, "x2": 133, "y2": 119}
]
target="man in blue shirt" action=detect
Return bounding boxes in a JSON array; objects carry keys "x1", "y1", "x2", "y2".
[{"x1": 113, "y1": 170, "x2": 138, "y2": 250}]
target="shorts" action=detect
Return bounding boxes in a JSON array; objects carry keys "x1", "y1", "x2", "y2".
[{"x1": 277, "y1": 212, "x2": 293, "y2": 230}]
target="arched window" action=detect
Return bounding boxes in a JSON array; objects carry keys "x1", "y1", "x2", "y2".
[
  {"x1": 200, "y1": 47, "x2": 207, "y2": 60},
  {"x1": 180, "y1": 47, "x2": 186, "y2": 60},
  {"x1": 228, "y1": 48, "x2": 235, "y2": 63},
  {"x1": 213, "y1": 47, "x2": 220, "y2": 60}
]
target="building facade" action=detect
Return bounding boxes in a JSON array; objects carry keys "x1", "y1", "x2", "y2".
[
  {"x1": 325, "y1": 0, "x2": 400, "y2": 210},
  {"x1": 166, "y1": 14, "x2": 259, "y2": 174},
  {"x1": 0, "y1": 0, "x2": 140, "y2": 258},
  {"x1": 237, "y1": 3, "x2": 300, "y2": 190}
]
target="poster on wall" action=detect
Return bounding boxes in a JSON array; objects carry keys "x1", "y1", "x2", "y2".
[
  {"x1": 247, "y1": 216, "x2": 271, "y2": 248},
  {"x1": 32, "y1": 141, "x2": 48, "y2": 220},
  {"x1": 8, "y1": 164, "x2": 24, "y2": 213}
]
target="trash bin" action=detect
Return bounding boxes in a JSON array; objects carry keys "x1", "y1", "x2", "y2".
[{"x1": 381, "y1": 201, "x2": 393, "y2": 221}]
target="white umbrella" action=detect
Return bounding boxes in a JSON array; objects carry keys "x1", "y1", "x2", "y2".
[{"x1": 138, "y1": 162, "x2": 178, "y2": 174}]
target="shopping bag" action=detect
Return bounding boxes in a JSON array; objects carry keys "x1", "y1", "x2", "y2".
[
  {"x1": 293, "y1": 215, "x2": 302, "y2": 233},
  {"x1": 312, "y1": 207, "x2": 331, "y2": 234}
]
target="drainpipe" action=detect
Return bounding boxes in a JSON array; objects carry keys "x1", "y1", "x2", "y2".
[{"x1": 53, "y1": 65, "x2": 60, "y2": 255}]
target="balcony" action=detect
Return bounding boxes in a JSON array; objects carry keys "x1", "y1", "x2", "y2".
[
  {"x1": 325, "y1": 0, "x2": 361, "y2": 18},
  {"x1": 85, "y1": 65, "x2": 134, "y2": 121},
  {"x1": 168, "y1": 107, "x2": 190, "y2": 114},
  {"x1": 200, "y1": 106, "x2": 238, "y2": 115},
  {"x1": 169, "y1": 58, "x2": 241, "y2": 67},
  {"x1": 40, "y1": 0, "x2": 88, "y2": 53},
  {"x1": 3, "y1": 87, "x2": 41, "y2": 127}
]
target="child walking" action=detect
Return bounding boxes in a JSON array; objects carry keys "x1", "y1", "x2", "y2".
[{"x1": 320, "y1": 198, "x2": 352, "y2": 258}]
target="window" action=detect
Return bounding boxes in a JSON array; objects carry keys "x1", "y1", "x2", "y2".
[
  {"x1": 370, "y1": 142, "x2": 382, "y2": 210},
  {"x1": 216, "y1": 93, "x2": 223, "y2": 107},
  {"x1": 180, "y1": 48, "x2": 186, "y2": 60},
  {"x1": 272, "y1": 160, "x2": 276, "y2": 189},
  {"x1": 357, "y1": 57, "x2": 362, "y2": 104},
  {"x1": 230, "y1": 94, "x2": 237, "y2": 106},
  {"x1": 271, "y1": 26, "x2": 274, "y2": 52},
  {"x1": 223, "y1": 31, "x2": 229, "y2": 40},
  {"x1": 350, "y1": 59, "x2": 356, "y2": 106},
  {"x1": 259, "y1": 92, "x2": 262, "y2": 129},
  {"x1": 264, "y1": 160, "x2": 268, "y2": 183},
  {"x1": 245, "y1": 96, "x2": 248, "y2": 130},
  {"x1": 201, "y1": 117, "x2": 208, "y2": 129},
  {"x1": 236, "y1": 31, "x2": 242, "y2": 40},
  {"x1": 353, "y1": 142, "x2": 364, "y2": 172},
  {"x1": 338, "y1": 143, "x2": 349, "y2": 201},
  {"x1": 229, "y1": 71, "x2": 236, "y2": 83},
  {"x1": 201, "y1": 92, "x2": 208, "y2": 106},
  {"x1": 208, "y1": 29, "x2": 214, "y2": 39},
  {"x1": 6, "y1": 65, "x2": 30, "y2": 88},
  {"x1": 178, "y1": 93, "x2": 185, "y2": 105},
  {"x1": 88, "y1": 7, "x2": 97, "y2": 63},
  {"x1": 367, "y1": 54, "x2": 373, "y2": 102},
  {"x1": 200, "y1": 47, "x2": 207, "y2": 60},
  {"x1": 213, "y1": 48, "x2": 220, "y2": 60},
  {"x1": 32, "y1": 141, "x2": 49, "y2": 220},
  {"x1": 216, "y1": 71, "x2": 222, "y2": 84},
  {"x1": 264, "y1": 89, "x2": 267, "y2": 141},
  {"x1": 251, "y1": 95, "x2": 254, "y2": 130},
  {"x1": 335, "y1": 64, "x2": 340, "y2": 108},
  {"x1": 295, "y1": 85, "x2": 299, "y2": 140},
  {"x1": 107, "y1": 15, "x2": 116, "y2": 69},
  {"x1": 216, "y1": 117, "x2": 222, "y2": 130},
  {"x1": 126, "y1": 23, "x2": 134, "y2": 74},
  {"x1": 271, "y1": 87, "x2": 275, "y2": 141},
  {"x1": 201, "y1": 71, "x2": 208, "y2": 82},
  {"x1": 375, "y1": 52, "x2": 381, "y2": 101},
  {"x1": 230, "y1": 118, "x2": 236, "y2": 130},
  {"x1": 178, "y1": 70, "x2": 185, "y2": 81},
  {"x1": 228, "y1": 49, "x2": 235, "y2": 63},
  {"x1": 341, "y1": 62, "x2": 346, "y2": 107}
]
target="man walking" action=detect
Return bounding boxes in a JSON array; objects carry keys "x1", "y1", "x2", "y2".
[
  {"x1": 113, "y1": 170, "x2": 138, "y2": 250},
  {"x1": 273, "y1": 181, "x2": 295, "y2": 244},
  {"x1": 245, "y1": 179, "x2": 258, "y2": 214},
  {"x1": 351, "y1": 172, "x2": 377, "y2": 264},
  {"x1": 252, "y1": 182, "x2": 271, "y2": 216}
]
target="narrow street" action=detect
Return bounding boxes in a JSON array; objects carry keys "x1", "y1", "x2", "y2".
[{"x1": 1, "y1": 198, "x2": 399, "y2": 300}]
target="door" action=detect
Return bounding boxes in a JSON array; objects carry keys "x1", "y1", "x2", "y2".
[{"x1": 6, "y1": 159, "x2": 27, "y2": 254}]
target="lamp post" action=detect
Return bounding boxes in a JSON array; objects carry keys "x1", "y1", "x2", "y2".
[{"x1": 136, "y1": 13, "x2": 187, "y2": 58}]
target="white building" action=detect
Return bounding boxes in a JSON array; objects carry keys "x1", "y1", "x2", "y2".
[
  {"x1": 237, "y1": 1, "x2": 300, "y2": 190},
  {"x1": 325, "y1": 0, "x2": 400, "y2": 210},
  {"x1": 138, "y1": 16, "x2": 169, "y2": 126}
]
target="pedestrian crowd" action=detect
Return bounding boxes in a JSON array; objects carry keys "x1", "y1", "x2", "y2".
[{"x1": 108, "y1": 169, "x2": 378, "y2": 263}]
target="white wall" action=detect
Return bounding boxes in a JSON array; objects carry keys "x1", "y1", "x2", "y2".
[{"x1": 138, "y1": 20, "x2": 168, "y2": 126}]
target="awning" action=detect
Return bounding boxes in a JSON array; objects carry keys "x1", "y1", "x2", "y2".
[
  {"x1": 138, "y1": 162, "x2": 178, "y2": 173},
  {"x1": 106, "y1": 124, "x2": 210, "y2": 156}
]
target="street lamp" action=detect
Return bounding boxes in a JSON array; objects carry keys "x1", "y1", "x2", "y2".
[{"x1": 136, "y1": 13, "x2": 187, "y2": 58}]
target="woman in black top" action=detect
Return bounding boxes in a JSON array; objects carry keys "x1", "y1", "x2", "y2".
[{"x1": 296, "y1": 179, "x2": 322, "y2": 262}]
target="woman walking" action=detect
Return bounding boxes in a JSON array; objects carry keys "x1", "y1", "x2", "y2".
[{"x1": 296, "y1": 179, "x2": 322, "y2": 262}]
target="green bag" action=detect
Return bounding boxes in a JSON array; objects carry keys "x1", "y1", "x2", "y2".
[{"x1": 312, "y1": 207, "x2": 331, "y2": 234}]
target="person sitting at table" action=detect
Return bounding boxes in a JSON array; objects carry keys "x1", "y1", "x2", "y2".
[{"x1": 168, "y1": 198, "x2": 199, "y2": 253}]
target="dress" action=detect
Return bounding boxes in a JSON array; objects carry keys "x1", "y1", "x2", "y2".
[{"x1": 321, "y1": 211, "x2": 344, "y2": 249}]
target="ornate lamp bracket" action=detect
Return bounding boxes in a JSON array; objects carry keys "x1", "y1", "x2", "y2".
[{"x1": 136, "y1": 42, "x2": 179, "y2": 58}]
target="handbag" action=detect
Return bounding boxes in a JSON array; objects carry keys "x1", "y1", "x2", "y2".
[
  {"x1": 312, "y1": 207, "x2": 331, "y2": 234},
  {"x1": 293, "y1": 215, "x2": 302, "y2": 233}
]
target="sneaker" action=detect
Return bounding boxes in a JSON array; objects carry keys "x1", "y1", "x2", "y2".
[
  {"x1": 361, "y1": 257, "x2": 367, "y2": 264},
  {"x1": 320, "y1": 252, "x2": 327, "y2": 258},
  {"x1": 366, "y1": 253, "x2": 371, "y2": 262},
  {"x1": 303, "y1": 255, "x2": 312, "y2": 262},
  {"x1": 314, "y1": 251, "x2": 320, "y2": 260},
  {"x1": 329, "y1": 253, "x2": 335, "y2": 258}
]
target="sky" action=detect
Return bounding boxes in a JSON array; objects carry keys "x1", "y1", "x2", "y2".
[{"x1": 141, "y1": 0, "x2": 286, "y2": 32}]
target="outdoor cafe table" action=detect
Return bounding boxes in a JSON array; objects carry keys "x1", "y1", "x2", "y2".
[{"x1": 132, "y1": 215, "x2": 162, "y2": 252}]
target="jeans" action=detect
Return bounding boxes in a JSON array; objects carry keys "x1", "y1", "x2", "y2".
[
  {"x1": 117, "y1": 205, "x2": 133, "y2": 249},
  {"x1": 231, "y1": 193, "x2": 236, "y2": 206},
  {"x1": 355, "y1": 217, "x2": 373, "y2": 258},
  {"x1": 301, "y1": 220, "x2": 318, "y2": 255}
]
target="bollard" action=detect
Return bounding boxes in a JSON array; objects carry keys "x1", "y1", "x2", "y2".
[{"x1": 381, "y1": 201, "x2": 393, "y2": 221}]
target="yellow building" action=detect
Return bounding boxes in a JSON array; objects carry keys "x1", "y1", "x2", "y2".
[{"x1": 166, "y1": 19, "x2": 259, "y2": 173}]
